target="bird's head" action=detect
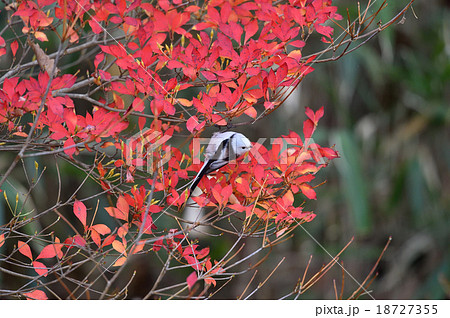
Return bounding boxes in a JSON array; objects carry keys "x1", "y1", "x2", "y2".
[{"x1": 234, "y1": 133, "x2": 252, "y2": 157}]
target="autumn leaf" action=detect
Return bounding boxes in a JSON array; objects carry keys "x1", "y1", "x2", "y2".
[
  {"x1": 117, "y1": 223, "x2": 129, "y2": 238},
  {"x1": 105, "y1": 196, "x2": 129, "y2": 221},
  {"x1": 113, "y1": 257, "x2": 127, "y2": 267},
  {"x1": 90, "y1": 224, "x2": 112, "y2": 247},
  {"x1": 137, "y1": 213, "x2": 154, "y2": 234},
  {"x1": 101, "y1": 234, "x2": 117, "y2": 248},
  {"x1": 24, "y1": 289, "x2": 48, "y2": 300},
  {"x1": 204, "y1": 276, "x2": 217, "y2": 287},
  {"x1": 64, "y1": 235, "x2": 86, "y2": 249},
  {"x1": 303, "y1": 118, "x2": 315, "y2": 139},
  {"x1": 36, "y1": 238, "x2": 63, "y2": 260},
  {"x1": 112, "y1": 240, "x2": 127, "y2": 255},
  {"x1": 18, "y1": 241, "x2": 32, "y2": 260},
  {"x1": 90, "y1": 224, "x2": 111, "y2": 235},
  {"x1": 299, "y1": 183, "x2": 317, "y2": 200},
  {"x1": 305, "y1": 106, "x2": 324, "y2": 125},
  {"x1": 186, "y1": 115, "x2": 203, "y2": 133},
  {"x1": 186, "y1": 271, "x2": 197, "y2": 290},
  {"x1": 34, "y1": 31, "x2": 48, "y2": 42},
  {"x1": 73, "y1": 200, "x2": 87, "y2": 228},
  {"x1": 28, "y1": 40, "x2": 59, "y2": 76},
  {"x1": 176, "y1": 98, "x2": 193, "y2": 107},
  {"x1": 33, "y1": 261, "x2": 48, "y2": 277},
  {"x1": 89, "y1": 20, "x2": 103, "y2": 34},
  {"x1": 11, "y1": 40, "x2": 18, "y2": 56}
]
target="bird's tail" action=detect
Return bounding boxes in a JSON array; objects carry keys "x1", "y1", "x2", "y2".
[
  {"x1": 189, "y1": 175, "x2": 202, "y2": 194},
  {"x1": 188, "y1": 159, "x2": 212, "y2": 195}
]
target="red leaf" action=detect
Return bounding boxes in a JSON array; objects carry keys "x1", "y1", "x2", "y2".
[
  {"x1": 163, "y1": 100, "x2": 176, "y2": 115},
  {"x1": 90, "y1": 224, "x2": 111, "y2": 247},
  {"x1": 73, "y1": 235, "x2": 87, "y2": 247},
  {"x1": 90, "y1": 230, "x2": 101, "y2": 247},
  {"x1": 264, "y1": 101, "x2": 275, "y2": 110},
  {"x1": 315, "y1": 24, "x2": 334, "y2": 39},
  {"x1": 222, "y1": 21, "x2": 243, "y2": 42},
  {"x1": 89, "y1": 20, "x2": 103, "y2": 34},
  {"x1": 24, "y1": 289, "x2": 48, "y2": 300},
  {"x1": 64, "y1": 235, "x2": 86, "y2": 249},
  {"x1": 288, "y1": 49, "x2": 302, "y2": 62},
  {"x1": 221, "y1": 185, "x2": 233, "y2": 204},
  {"x1": 167, "y1": 60, "x2": 185, "y2": 69},
  {"x1": 18, "y1": 241, "x2": 32, "y2": 260},
  {"x1": 90, "y1": 224, "x2": 111, "y2": 235},
  {"x1": 64, "y1": 138, "x2": 76, "y2": 158},
  {"x1": 319, "y1": 147, "x2": 339, "y2": 160},
  {"x1": 105, "y1": 207, "x2": 122, "y2": 221},
  {"x1": 282, "y1": 190, "x2": 294, "y2": 206},
  {"x1": 201, "y1": 70, "x2": 217, "y2": 81},
  {"x1": 37, "y1": 243, "x2": 59, "y2": 259},
  {"x1": 138, "y1": 214, "x2": 154, "y2": 234},
  {"x1": 113, "y1": 256, "x2": 127, "y2": 267},
  {"x1": 11, "y1": 40, "x2": 19, "y2": 56},
  {"x1": 105, "y1": 196, "x2": 129, "y2": 221},
  {"x1": 34, "y1": 31, "x2": 48, "y2": 42},
  {"x1": 254, "y1": 165, "x2": 265, "y2": 183},
  {"x1": 48, "y1": 97, "x2": 64, "y2": 117},
  {"x1": 212, "y1": 187, "x2": 223, "y2": 206},
  {"x1": 289, "y1": 40, "x2": 305, "y2": 48},
  {"x1": 13, "y1": 131, "x2": 28, "y2": 138},
  {"x1": 305, "y1": 106, "x2": 324, "y2": 125},
  {"x1": 276, "y1": 63, "x2": 288, "y2": 86},
  {"x1": 94, "y1": 53, "x2": 104, "y2": 69},
  {"x1": 176, "y1": 98, "x2": 193, "y2": 107},
  {"x1": 73, "y1": 200, "x2": 87, "y2": 228},
  {"x1": 33, "y1": 261, "x2": 48, "y2": 277},
  {"x1": 186, "y1": 115, "x2": 201, "y2": 133},
  {"x1": 196, "y1": 247, "x2": 210, "y2": 259},
  {"x1": 101, "y1": 234, "x2": 117, "y2": 248},
  {"x1": 244, "y1": 19, "x2": 258, "y2": 44},
  {"x1": 186, "y1": 271, "x2": 197, "y2": 290},
  {"x1": 116, "y1": 195, "x2": 129, "y2": 218},
  {"x1": 130, "y1": 240, "x2": 145, "y2": 255},
  {"x1": 204, "y1": 276, "x2": 217, "y2": 287},
  {"x1": 0, "y1": 233, "x2": 5, "y2": 248},
  {"x1": 117, "y1": 223, "x2": 129, "y2": 238},
  {"x1": 132, "y1": 97, "x2": 145, "y2": 112},
  {"x1": 112, "y1": 240, "x2": 127, "y2": 255},
  {"x1": 98, "y1": 69, "x2": 111, "y2": 81},
  {"x1": 244, "y1": 106, "x2": 257, "y2": 119},
  {"x1": 303, "y1": 119, "x2": 314, "y2": 139},
  {"x1": 300, "y1": 184, "x2": 317, "y2": 200}
]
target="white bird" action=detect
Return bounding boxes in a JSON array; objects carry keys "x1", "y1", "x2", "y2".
[{"x1": 189, "y1": 131, "x2": 252, "y2": 195}]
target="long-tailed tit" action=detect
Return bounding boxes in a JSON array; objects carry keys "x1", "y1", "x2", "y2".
[{"x1": 189, "y1": 131, "x2": 252, "y2": 195}]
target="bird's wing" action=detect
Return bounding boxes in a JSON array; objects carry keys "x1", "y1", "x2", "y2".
[
  {"x1": 205, "y1": 132, "x2": 235, "y2": 159},
  {"x1": 189, "y1": 137, "x2": 230, "y2": 194}
]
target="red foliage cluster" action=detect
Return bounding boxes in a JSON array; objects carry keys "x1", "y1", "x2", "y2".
[{"x1": 0, "y1": 0, "x2": 343, "y2": 298}]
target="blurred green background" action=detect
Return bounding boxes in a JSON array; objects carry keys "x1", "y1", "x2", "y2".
[{"x1": 241, "y1": 0, "x2": 449, "y2": 299}]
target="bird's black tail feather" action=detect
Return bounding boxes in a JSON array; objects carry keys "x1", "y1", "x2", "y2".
[{"x1": 188, "y1": 159, "x2": 212, "y2": 195}]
